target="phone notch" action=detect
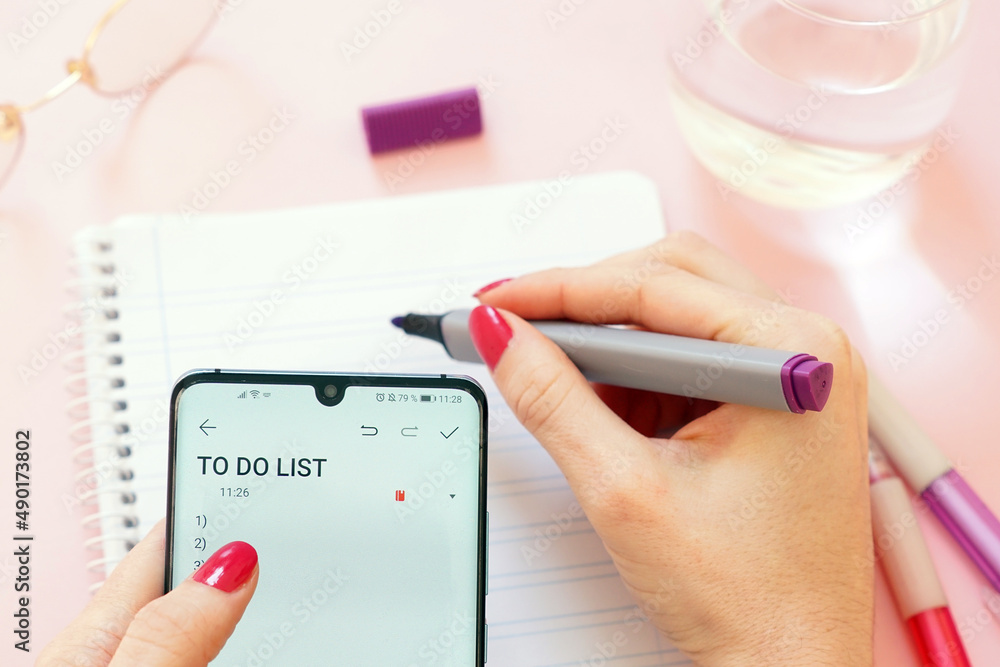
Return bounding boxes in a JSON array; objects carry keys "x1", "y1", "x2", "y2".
[{"x1": 314, "y1": 378, "x2": 349, "y2": 407}]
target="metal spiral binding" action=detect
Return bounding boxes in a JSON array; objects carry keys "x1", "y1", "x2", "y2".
[{"x1": 64, "y1": 234, "x2": 138, "y2": 589}]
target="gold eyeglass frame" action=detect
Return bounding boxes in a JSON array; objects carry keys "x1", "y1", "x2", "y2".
[{"x1": 0, "y1": 0, "x2": 218, "y2": 188}]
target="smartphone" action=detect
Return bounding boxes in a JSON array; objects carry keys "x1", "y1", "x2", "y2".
[{"x1": 166, "y1": 370, "x2": 488, "y2": 665}]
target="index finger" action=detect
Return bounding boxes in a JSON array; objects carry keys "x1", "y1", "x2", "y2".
[{"x1": 478, "y1": 259, "x2": 808, "y2": 349}]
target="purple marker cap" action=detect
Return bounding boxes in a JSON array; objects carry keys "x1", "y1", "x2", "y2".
[
  {"x1": 362, "y1": 86, "x2": 482, "y2": 155},
  {"x1": 922, "y1": 469, "x2": 1000, "y2": 593},
  {"x1": 780, "y1": 354, "x2": 834, "y2": 413}
]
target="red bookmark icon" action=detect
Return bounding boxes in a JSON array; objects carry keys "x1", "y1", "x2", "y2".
[{"x1": 395, "y1": 489, "x2": 405, "y2": 502}]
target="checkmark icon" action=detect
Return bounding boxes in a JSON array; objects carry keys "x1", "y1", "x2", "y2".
[{"x1": 441, "y1": 426, "x2": 459, "y2": 439}]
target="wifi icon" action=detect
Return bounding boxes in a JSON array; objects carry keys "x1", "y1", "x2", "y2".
[{"x1": 249, "y1": 390, "x2": 261, "y2": 399}]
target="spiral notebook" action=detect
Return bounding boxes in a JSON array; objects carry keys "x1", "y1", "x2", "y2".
[{"x1": 67, "y1": 171, "x2": 691, "y2": 666}]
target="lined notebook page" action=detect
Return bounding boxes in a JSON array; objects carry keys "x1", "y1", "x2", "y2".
[{"x1": 74, "y1": 171, "x2": 691, "y2": 666}]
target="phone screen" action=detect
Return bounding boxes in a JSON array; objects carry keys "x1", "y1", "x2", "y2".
[{"x1": 167, "y1": 372, "x2": 487, "y2": 666}]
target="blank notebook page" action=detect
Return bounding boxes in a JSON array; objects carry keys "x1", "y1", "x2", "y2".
[{"x1": 71, "y1": 171, "x2": 691, "y2": 666}]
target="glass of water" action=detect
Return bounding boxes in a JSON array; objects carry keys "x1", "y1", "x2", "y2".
[{"x1": 666, "y1": 0, "x2": 971, "y2": 209}]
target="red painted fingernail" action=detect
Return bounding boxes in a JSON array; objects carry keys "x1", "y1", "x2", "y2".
[
  {"x1": 192, "y1": 541, "x2": 257, "y2": 593},
  {"x1": 468, "y1": 305, "x2": 513, "y2": 371},
  {"x1": 473, "y1": 278, "x2": 513, "y2": 298}
]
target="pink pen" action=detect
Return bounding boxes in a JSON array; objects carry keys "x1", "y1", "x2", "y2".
[
  {"x1": 869, "y1": 444, "x2": 971, "y2": 667},
  {"x1": 870, "y1": 375, "x2": 1000, "y2": 595}
]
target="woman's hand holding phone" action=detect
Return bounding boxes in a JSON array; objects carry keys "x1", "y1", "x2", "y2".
[
  {"x1": 39, "y1": 520, "x2": 258, "y2": 667},
  {"x1": 471, "y1": 232, "x2": 873, "y2": 666}
]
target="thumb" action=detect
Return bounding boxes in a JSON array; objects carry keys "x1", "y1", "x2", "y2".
[
  {"x1": 109, "y1": 541, "x2": 259, "y2": 666},
  {"x1": 469, "y1": 305, "x2": 653, "y2": 504}
]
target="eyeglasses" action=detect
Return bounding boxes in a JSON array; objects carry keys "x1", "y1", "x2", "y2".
[{"x1": 0, "y1": 0, "x2": 220, "y2": 193}]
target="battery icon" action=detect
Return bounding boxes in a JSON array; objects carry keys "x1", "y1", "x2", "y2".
[{"x1": 420, "y1": 395, "x2": 433, "y2": 402}]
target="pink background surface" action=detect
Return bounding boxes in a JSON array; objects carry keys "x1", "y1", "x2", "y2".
[{"x1": 2, "y1": 0, "x2": 999, "y2": 664}]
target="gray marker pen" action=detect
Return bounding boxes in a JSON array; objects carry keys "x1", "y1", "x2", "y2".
[{"x1": 391, "y1": 309, "x2": 833, "y2": 413}]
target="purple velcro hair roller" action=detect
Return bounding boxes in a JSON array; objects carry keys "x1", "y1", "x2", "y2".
[{"x1": 361, "y1": 86, "x2": 482, "y2": 155}]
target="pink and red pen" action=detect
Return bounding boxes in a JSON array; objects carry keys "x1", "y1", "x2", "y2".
[{"x1": 869, "y1": 444, "x2": 971, "y2": 666}]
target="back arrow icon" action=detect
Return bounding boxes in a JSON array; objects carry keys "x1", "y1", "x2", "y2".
[
  {"x1": 361, "y1": 426, "x2": 378, "y2": 436},
  {"x1": 199, "y1": 419, "x2": 216, "y2": 436}
]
